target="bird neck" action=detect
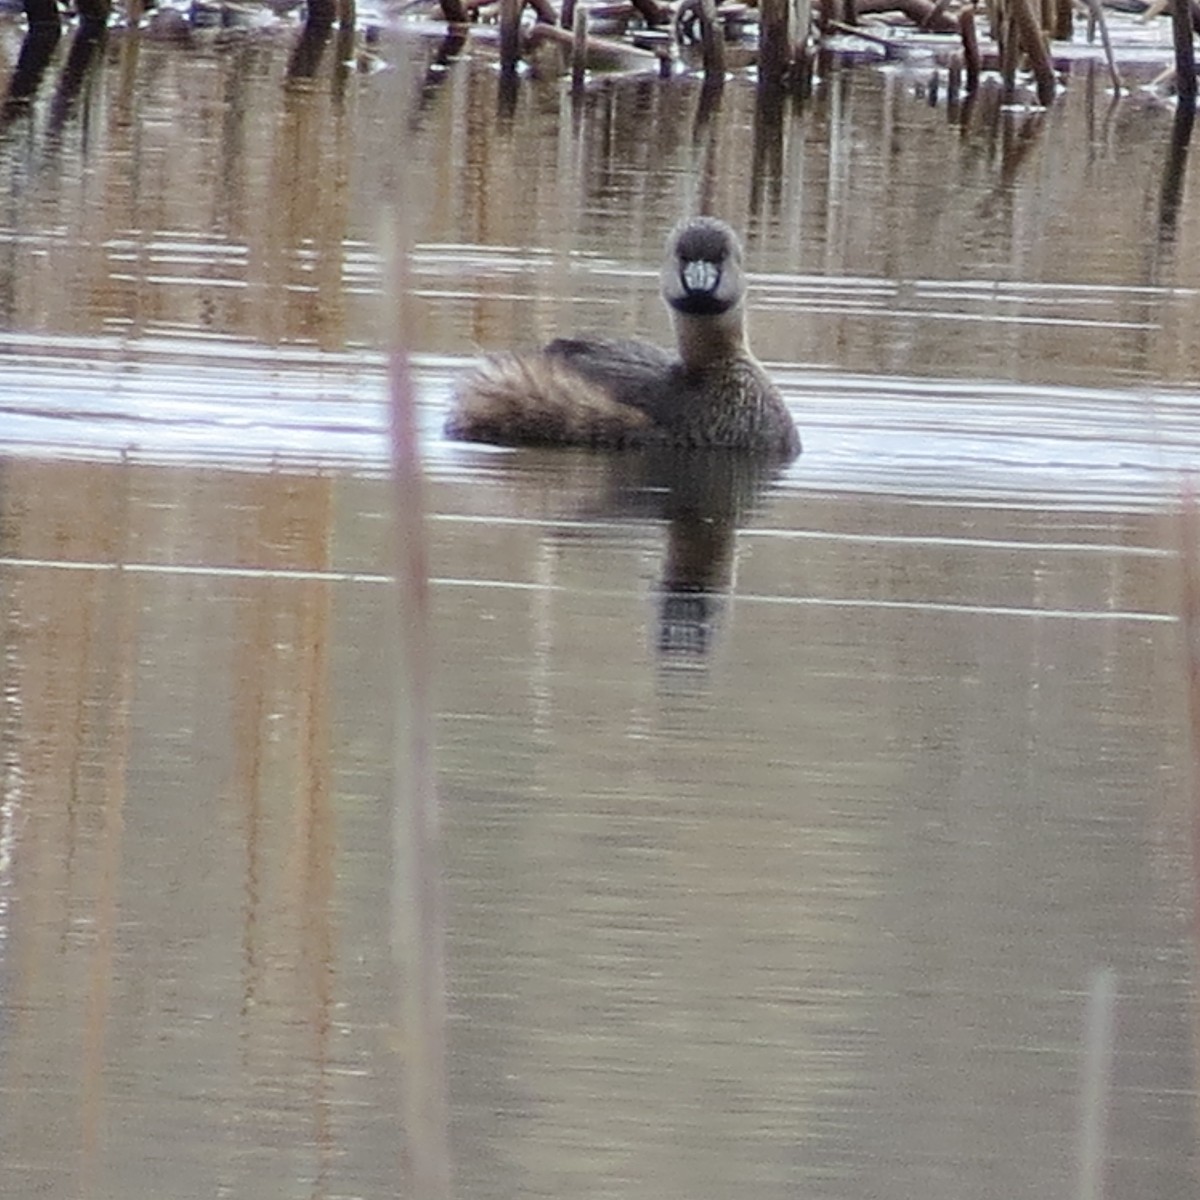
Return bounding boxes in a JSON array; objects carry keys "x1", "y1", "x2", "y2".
[{"x1": 672, "y1": 305, "x2": 749, "y2": 370}]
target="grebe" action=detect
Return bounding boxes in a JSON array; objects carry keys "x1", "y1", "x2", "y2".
[{"x1": 445, "y1": 216, "x2": 800, "y2": 457}]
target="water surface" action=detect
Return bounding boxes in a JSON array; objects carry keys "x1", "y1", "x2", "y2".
[{"x1": 0, "y1": 18, "x2": 1197, "y2": 1200}]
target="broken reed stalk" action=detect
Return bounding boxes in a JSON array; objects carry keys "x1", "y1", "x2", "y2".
[
  {"x1": 1172, "y1": 0, "x2": 1198, "y2": 105},
  {"x1": 307, "y1": 0, "x2": 337, "y2": 27},
  {"x1": 1051, "y1": 0, "x2": 1072, "y2": 39},
  {"x1": 758, "y1": 0, "x2": 791, "y2": 90},
  {"x1": 630, "y1": 0, "x2": 668, "y2": 25},
  {"x1": 958, "y1": 4, "x2": 980, "y2": 93},
  {"x1": 74, "y1": 0, "x2": 109, "y2": 21},
  {"x1": 1081, "y1": 0, "x2": 1121, "y2": 94},
  {"x1": 795, "y1": 0, "x2": 813, "y2": 54},
  {"x1": 761, "y1": 0, "x2": 813, "y2": 89},
  {"x1": 561, "y1": 0, "x2": 575, "y2": 28},
  {"x1": 998, "y1": 4, "x2": 1018, "y2": 96},
  {"x1": 22, "y1": 0, "x2": 59, "y2": 30},
  {"x1": 1008, "y1": 0, "x2": 1057, "y2": 104},
  {"x1": 695, "y1": 0, "x2": 726, "y2": 87},
  {"x1": 856, "y1": 0, "x2": 954, "y2": 27},
  {"x1": 1076, "y1": 967, "x2": 1116, "y2": 1200},
  {"x1": 499, "y1": 0, "x2": 522, "y2": 75},
  {"x1": 383, "y1": 214, "x2": 453, "y2": 1200},
  {"x1": 571, "y1": 4, "x2": 588, "y2": 90}
]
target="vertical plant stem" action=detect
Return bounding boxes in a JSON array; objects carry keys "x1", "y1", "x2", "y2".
[
  {"x1": 999, "y1": 6, "x2": 1019, "y2": 100},
  {"x1": 959, "y1": 4, "x2": 981, "y2": 94},
  {"x1": 384, "y1": 216, "x2": 452, "y2": 1200},
  {"x1": 1081, "y1": 0, "x2": 1121, "y2": 95},
  {"x1": 1173, "y1": 0, "x2": 1197, "y2": 107},
  {"x1": 23, "y1": 0, "x2": 61, "y2": 27},
  {"x1": 74, "y1": 0, "x2": 109, "y2": 25},
  {"x1": 1053, "y1": 0, "x2": 1072, "y2": 37},
  {"x1": 571, "y1": 5, "x2": 588, "y2": 92},
  {"x1": 1179, "y1": 490, "x2": 1200, "y2": 969},
  {"x1": 792, "y1": 0, "x2": 812, "y2": 66},
  {"x1": 1009, "y1": 0, "x2": 1056, "y2": 105},
  {"x1": 1076, "y1": 967, "x2": 1117, "y2": 1200},
  {"x1": 499, "y1": 0, "x2": 523, "y2": 76},
  {"x1": 759, "y1": 0, "x2": 791, "y2": 93},
  {"x1": 696, "y1": 0, "x2": 726, "y2": 88}
]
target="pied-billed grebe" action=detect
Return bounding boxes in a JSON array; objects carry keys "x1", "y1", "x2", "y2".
[{"x1": 445, "y1": 217, "x2": 800, "y2": 458}]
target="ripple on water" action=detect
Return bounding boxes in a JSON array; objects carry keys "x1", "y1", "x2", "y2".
[{"x1": 0, "y1": 331, "x2": 1193, "y2": 513}]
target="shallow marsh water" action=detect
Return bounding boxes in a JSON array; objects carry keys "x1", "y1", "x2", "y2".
[{"x1": 0, "y1": 14, "x2": 1198, "y2": 1199}]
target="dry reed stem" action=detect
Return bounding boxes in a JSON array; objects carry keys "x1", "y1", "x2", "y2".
[
  {"x1": 1171, "y1": 0, "x2": 1198, "y2": 103},
  {"x1": 1179, "y1": 489, "x2": 1200, "y2": 980},
  {"x1": 572, "y1": 4, "x2": 588, "y2": 90},
  {"x1": 1177, "y1": 486, "x2": 1200, "y2": 1169},
  {"x1": 696, "y1": 0, "x2": 726, "y2": 87},
  {"x1": 959, "y1": 5, "x2": 981, "y2": 94},
  {"x1": 1007, "y1": 0, "x2": 1056, "y2": 104},
  {"x1": 383, "y1": 215, "x2": 452, "y2": 1200},
  {"x1": 499, "y1": 0, "x2": 522, "y2": 74},
  {"x1": 1076, "y1": 967, "x2": 1116, "y2": 1200},
  {"x1": 1080, "y1": 0, "x2": 1122, "y2": 94},
  {"x1": 758, "y1": 0, "x2": 791, "y2": 90},
  {"x1": 794, "y1": 0, "x2": 813, "y2": 57}
]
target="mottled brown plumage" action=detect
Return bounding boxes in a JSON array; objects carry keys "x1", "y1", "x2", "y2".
[{"x1": 445, "y1": 217, "x2": 800, "y2": 458}]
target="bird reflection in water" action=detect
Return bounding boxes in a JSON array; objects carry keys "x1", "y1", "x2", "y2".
[{"x1": 554, "y1": 446, "x2": 792, "y2": 665}]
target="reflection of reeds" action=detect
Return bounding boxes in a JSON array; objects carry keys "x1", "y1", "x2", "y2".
[{"x1": 384, "y1": 218, "x2": 452, "y2": 1200}]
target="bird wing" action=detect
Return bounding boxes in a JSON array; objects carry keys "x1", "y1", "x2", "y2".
[{"x1": 544, "y1": 336, "x2": 677, "y2": 417}]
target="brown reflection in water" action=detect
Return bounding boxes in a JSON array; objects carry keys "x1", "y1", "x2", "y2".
[
  {"x1": 79, "y1": 520, "x2": 135, "y2": 1188},
  {"x1": 1, "y1": 16, "x2": 1200, "y2": 1200},
  {"x1": 0, "y1": 460, "x2": 343, "y2": 1198},
  {"x1": 261, "y1": 73, "x2": 355, "y2": 350},
  {"x1": 227, "y1": 470, "x2": 338, "y2": 1191},
  {"x1": 0, "y1": 462, "x2": 137, "y2": 1198},
  {"x1": 4, "y1": 30, "x2": 1200, "y2": 389}
]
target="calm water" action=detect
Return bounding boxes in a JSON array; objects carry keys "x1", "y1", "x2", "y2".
[{"x1": 0, "y1": 13, "x2": 1198, "y2": 1199}]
